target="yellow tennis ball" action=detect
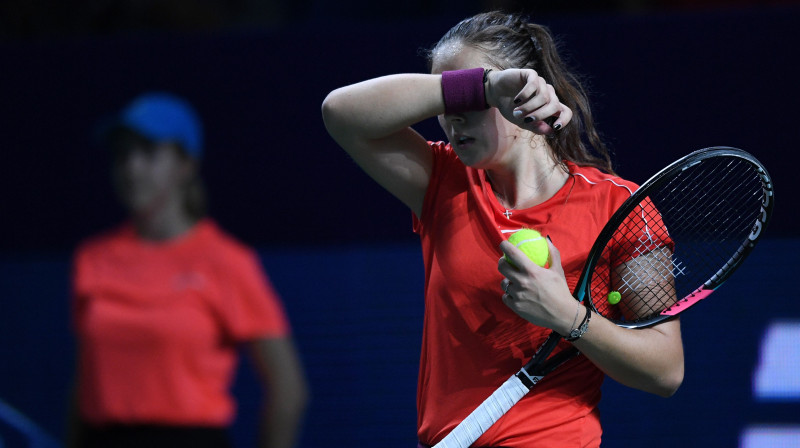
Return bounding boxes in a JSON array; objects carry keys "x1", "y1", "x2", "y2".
[
  {"x1": 608, "y1": 291, "x2": 621, "y2": 305},
  {"x1": 505, "y1": 229, "x2": 550, "y2": 268}
]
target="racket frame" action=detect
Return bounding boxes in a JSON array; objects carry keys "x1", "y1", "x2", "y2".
[{"x1": 576, "y1": 146, "x2": 774, "y2": 329}]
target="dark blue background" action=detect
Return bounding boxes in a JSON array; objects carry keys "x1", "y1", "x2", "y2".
[
  {"x1": 0, "y1": 5, "x2": 798, "y2": 448},
  {"x1": 1, "y1": 6, "x2": 797, "y2": 252}
]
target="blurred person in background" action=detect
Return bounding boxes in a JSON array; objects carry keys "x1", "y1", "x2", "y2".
[{"x1": 66, "y1": 93, "x2": 308, "y2": 448}]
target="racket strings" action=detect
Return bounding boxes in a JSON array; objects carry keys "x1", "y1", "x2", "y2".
[
  {"x1": 591, "y1": 156, "x2": 765, "y2": 324},
  {"x1": 680, "y1": 161, "x2": 760, "y2": 235},
  {"x1": 686, "y1": 168, "x2": 761, "y2": 266},
  {"x1": 666, "y1": 159, "x2": 761, "y2": 262}
]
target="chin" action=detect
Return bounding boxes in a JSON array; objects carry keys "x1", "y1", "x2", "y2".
[
  {"x1": 452, "y1": 146, "x2": 480, "y2": 167},
  {"x1": 122, "y1": 194, "x2": 155, "y2": 216},
  {"x1": 456, "y1": 153, "x2": 489, "y2": 169},
  {"x1": 454, "y1": 153, "x2": 478, "y2": 167}
]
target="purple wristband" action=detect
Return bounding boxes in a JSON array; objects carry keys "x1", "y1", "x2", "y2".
[{"x1": 441, "y1": 67, "x2": 488, "y2": 114}]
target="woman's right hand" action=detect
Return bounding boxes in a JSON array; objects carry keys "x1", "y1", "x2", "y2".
[{"x1": 485, "y1": 68, "x2": 573, "y2": 135}]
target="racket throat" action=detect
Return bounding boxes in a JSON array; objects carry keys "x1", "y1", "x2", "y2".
[{"x1": 515, "y1": 370, "x2": 543, "y2": 389}]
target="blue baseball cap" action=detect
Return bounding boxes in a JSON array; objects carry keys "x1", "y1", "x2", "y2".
[{"x1": 114, "y1": 92, "x2": 204, "y2": 159}]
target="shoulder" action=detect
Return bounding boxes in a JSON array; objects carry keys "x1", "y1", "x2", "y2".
[
  {"x1": 569, "y1": 163, "x2": 638, "y2": 199},
  {"x1": 426, "y1": 140, "x2": 472, "y2": 183},
  {"x1": 196, "y1": 220, "x2": 262, "y2": 267},
  {"x1": 73, "y1": 223, "x2": 131, "y2": 261},
  {"x1": 566, "y1": 163, "x2": 640, "y2": 218}
]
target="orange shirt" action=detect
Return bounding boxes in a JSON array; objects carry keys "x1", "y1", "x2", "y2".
[
  {"x1": 413, "y1": 142, "x2": 637, "y2": 447},
  {"x1": 72, "y1": 219, "x2": 290, "y2": 426}
]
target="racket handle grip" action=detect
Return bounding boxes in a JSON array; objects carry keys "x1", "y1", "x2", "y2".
[{"x1": 432, "y1": 373, "x2": 531, "y2": 448}]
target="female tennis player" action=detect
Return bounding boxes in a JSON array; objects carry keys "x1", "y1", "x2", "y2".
[
  {"x1": 67, "y1": 93, "x2": 308, "y2": 448},
  {"x1": 322, "y1": 11, "x2": 683, "y2": 447}
]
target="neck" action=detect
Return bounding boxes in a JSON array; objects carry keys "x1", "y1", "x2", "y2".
[
  {"x1": 133, "y1": 192, "x2": 196, "y2": 241},
  {"x1": 486, "y1": 139, "x2": 568, "y2": 210}
]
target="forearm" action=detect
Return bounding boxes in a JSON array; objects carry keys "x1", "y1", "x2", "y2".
[
  {"x1": 258, "y1": 391, "x2": 308, "y2": 448},
  {"x1": 250, "y1": 337, "x2": 309, "y2": 448},
  {"x1": 322, "y1": 74, "x2": 444, "y2": 144},
  {"x1": 570, "y1": 313, "x2": 684, "y2": 397}
]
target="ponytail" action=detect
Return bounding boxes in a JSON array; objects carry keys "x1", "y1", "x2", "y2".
[{"x1": 526, "y1": 22, "x2": 613, "y2": 173}]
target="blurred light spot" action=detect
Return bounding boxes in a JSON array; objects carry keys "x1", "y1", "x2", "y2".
[
  {"x1": 741, "y1": 426, "x2": 800, "y2": 448},
  {"x1": 753, "y1": 321, "x2": 800, "y2": 401}
]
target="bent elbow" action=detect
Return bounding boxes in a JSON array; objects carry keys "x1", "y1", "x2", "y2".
[
  {"x1": 321, "y1": 91, "x2": 335, "y2": 121},
  {"x1": 655, "y1": 380, "x2": 682, "y2": 398},
  {"x1": 654, "y1": 365, "x2": 684, "y2": 398},
  {"x1": 270, "y1": 378, "x2": 310, "y2": 418},
  {"x1": 321, "y1": 88, "x2": 347, "y2": 132}
]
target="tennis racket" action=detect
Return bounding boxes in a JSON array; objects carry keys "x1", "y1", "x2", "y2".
[{"x1": 433, "y1": 146, "x2": 774, "y2": 448}]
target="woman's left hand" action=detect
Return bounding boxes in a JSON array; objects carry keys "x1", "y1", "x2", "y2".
[{"x1": 498, "y1": 237, "x2": 579, "y2": 335}]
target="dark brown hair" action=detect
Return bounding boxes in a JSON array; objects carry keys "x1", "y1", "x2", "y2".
[
  {"x1": 180, "y1": 151, "x2": 207, "y2": 221},
  {"x1": 428, "y1": 11, "x2": 614, "y2": 173}
]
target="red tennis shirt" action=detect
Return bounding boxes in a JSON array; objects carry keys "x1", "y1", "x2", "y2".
[
  {"x1": 413, "y1": 142, "x2": 638, "y2": 447},
  {"x1": 72, "y1": 219, "x2": 290, "y2": 426}
]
